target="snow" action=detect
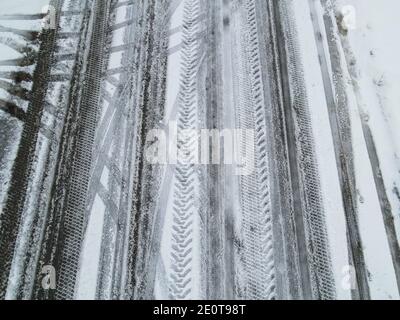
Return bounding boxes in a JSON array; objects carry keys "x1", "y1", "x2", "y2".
[
  {"x1": 334, "y1": 0, "x2": 400, "y2": 298},
  {"x1": 74, "y1": 0, "x2": 134, "y2": 299},
  {"x1": 114, "y1": 6, "x2": 127, "y2": 23},
  {"x1": 1, "y1": 0, "x2": 399, "y2": 301},
  {"x1": 0, "y1": 0, "x2": 48, "y2": 30},
  {"x1": 1, "y1": 0, "x2": 89, "y2": 299},
  {"x1": 350, "y1": 89, "x2": 399, "y2": 299},
  {"x1": 169, "y1": 29, "x2": 182, "y2": 50},
  {"x1": 111, "y1": 28, "x2": 125, "y2": 47},
  {"x1": 287, "y1": 0, "x2": 400, "y2": 299},
  {"x1": 100, "y1": 166, "x2": 109, "y2": 188},
  {"x1": 164, "y1": 0, "x2": 184, "y2": 124},
  {"x1": 337, "y1": 0, "x2": 400, "y2": 153},
  {"x1": 108, "y1": 51, "x2": 123, "y2": 69},
  {"x1": 336, "y1": 0, "x2": 400, "y2": 246},
  {"x1": 76, "y1": 195, "x2": 106, "y2": 300},
  {"x1": 0, "y1": 112, "x2": 22, "y2": 212},
  {"x1": 156, "y1": 0, "x2": 185, "y2": 300},
  {"x1": 0, "y1": 42, "x2": 19, "y2": 60},
  {"x1": 0, "y1": 0, "x2": 47, "y2": 100},
  {"x1": 291, "y1": 0, "x2": 351, "y2": 299},
  {"x1": 5, "y1": 132, "x2": 51, "y2": 299},
  {"x1": 0, "y1": 0, "x2": 49, "y2": 14},
  {"x1": 0, "y1": 20, "x2": 42, "y2": 32}
]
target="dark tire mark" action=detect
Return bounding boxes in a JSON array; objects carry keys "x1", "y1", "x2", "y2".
[
  {"x1": 0, "y1": 0, "x2": 62, "y2": 299},
  {"x1": 314, "y1": 0, "x2": 370, "y2": 299}
]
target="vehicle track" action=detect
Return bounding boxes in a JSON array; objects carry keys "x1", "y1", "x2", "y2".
[
  {"x1": 204, "y1": 0, "x2": 225, "y2": 300},
  {"x1": 53, "y1": 0, "x2": 110, "y2": 300},
  {"x1": 84, "y1": 1, "x2": 163, "y2": 299},
  {"x1": 120, "y1": 0, "x2": 170, "y2": 300},
  {"x1": 319, "y1": 0, "x2": 400, "y2": 295},
  {"x1": 30, "y1": 0, "x2": 111, "y2": 300},
  {"x1": 167, "y1": 0, "x2": 202, "y2": 300},
  {"x1": 227, "y1": 0, "x2": 276, "y2": 300},
  {"x1": 0, "y1": 17, "x2": 40, "y2": 118},
  {"x1": 245, "y1": 0, "x2": 276, "y2": 299},
  {"x1": 82, "y1": 0, "x2": 136, "y2": 299},
  {"x1": 8, "y1": 0, "x2": 90, "y2": 299},
  {"x1": 310, "y1": 0, "x2": 369, "y2": 299},
  {"x1": 0, "y1": 0, "x2": 353, "y2": 300},
  {"x1": 0, "y1": 0, "x2": 63, "y2": 299},
  {"x1": 272, "y1": 0, "x2": 335, "y2": 299}
]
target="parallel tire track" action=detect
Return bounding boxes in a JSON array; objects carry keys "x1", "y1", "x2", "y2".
[
  {"x1": 0, "y1": 0, "x2": 63, "y2": 299},
  {"x1": 31, "y1": 0, "x2": 111, "y2": 300},
  {"x1": 311, "y1": 0, "x2": 370, "y2": 299},
  {"x1": 231, "y1": 0, "x2": 276, "y2": 300},
  {"x1": 272, "y1": 0, "x2": 335, "y2": 299},
  {"x1": 168, "y1": 0, "x2": 201, "y2": 300},
  {"x1": 52, "y1": 0, "x2": 111, "y2": 300},
  {"x1": 244, "y1": 0, "x2": 276, "y2": 299}
]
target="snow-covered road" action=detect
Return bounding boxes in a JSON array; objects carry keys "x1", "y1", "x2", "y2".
[{"x1": 0, "y1": 0, "x2": 399, "y2": 300}]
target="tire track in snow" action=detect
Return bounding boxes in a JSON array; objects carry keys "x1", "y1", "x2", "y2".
[
  {"x1": 244, "y1": 0, "x2": 276, "y2": 299},
  {"x1": 168, "y1": 0, "x2": 202, "y2": 300},
  {"x1": 29, "y1": 0, "x2": 111, "y2": 300},
  {"x1": 272, "y1": 0, "x2": 335, "y2": 299},
  {"x1": 309, "y1": 0, "x2": 370, "y2": 299},
  {"x1": 319, "y1": 0, "x2": 400, "y2": 294},
  {"x1": 229, "y1": 0, "x2": 276, "y2": 300},
  {"x1": 0, "y1": 0, "x2": 64, "y2": 299}
]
